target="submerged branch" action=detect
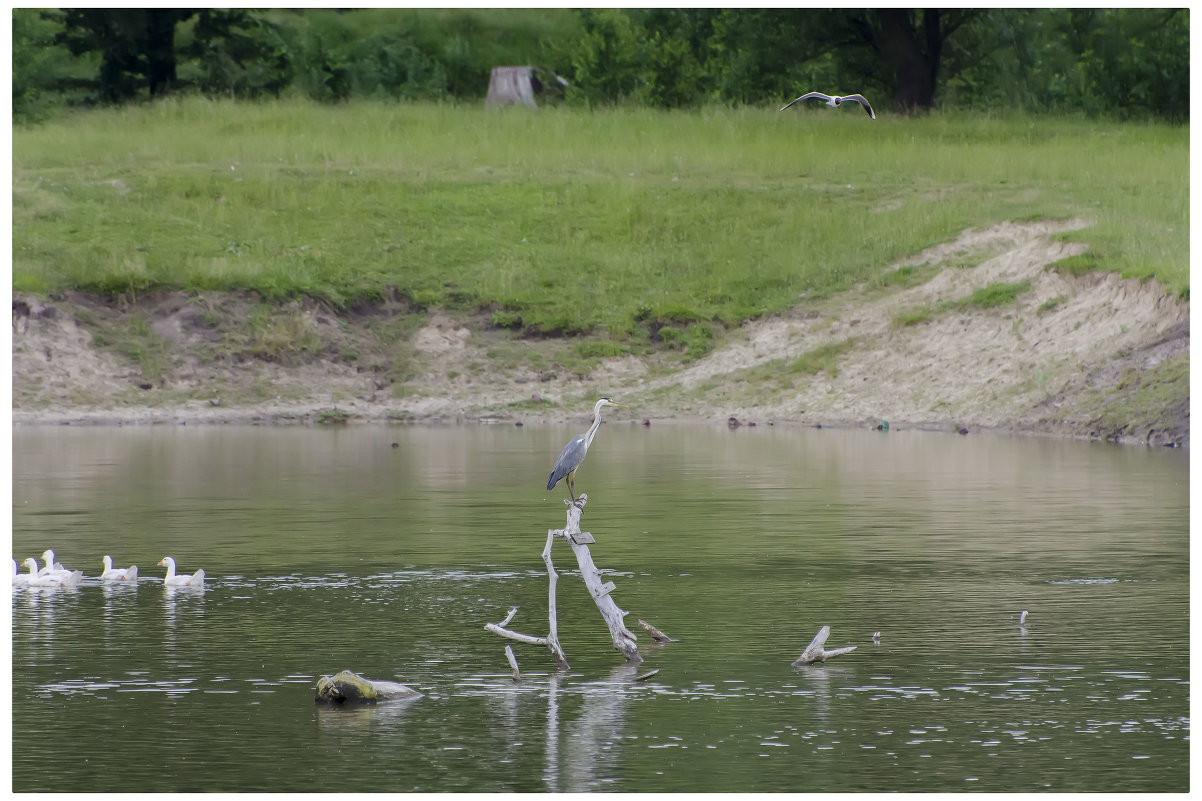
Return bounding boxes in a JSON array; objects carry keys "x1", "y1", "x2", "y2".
[
  {"x1": 792, "y1": 625, "x2": 858, "y2": 665},
  {"x1": 504, "y1": 645, "x2": 520, "y2": 682},
  {"x1": 637, "y1": 619, "x2": 675, "y2": 643}
]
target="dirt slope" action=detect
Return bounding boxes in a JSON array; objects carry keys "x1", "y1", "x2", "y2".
[{"x1": 10, "y1": 220, "x2": 1189, "y2": 446}]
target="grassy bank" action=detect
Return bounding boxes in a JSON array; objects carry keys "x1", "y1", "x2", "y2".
[{"x1": 12, "y1": 98, "x2": 1188, "y2": 352}]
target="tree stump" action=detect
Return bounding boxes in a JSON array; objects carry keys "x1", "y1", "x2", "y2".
[
  {"x1": 486, "y1": 66, "x2": 539, "y2": 108},
  {"x1": 485, "y1": 66, "x2": 569, "y2": 109}
]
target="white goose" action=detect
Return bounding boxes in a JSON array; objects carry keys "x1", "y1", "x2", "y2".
[
  {"x1": 159, "y1": 556, "x2": 205, "y2": 587},
  {"x1": 39, "y1": 549, "x2": 68, "y2": 577},
  {"x1": 12, "y1": 558, "x2": 33, "y2": 587},
  {"x1": 25, "y1": 558, "x2": 83, "y2": 588},
  {"x1": 100, "y1": 555, "x2": 139, "y2": 583}
]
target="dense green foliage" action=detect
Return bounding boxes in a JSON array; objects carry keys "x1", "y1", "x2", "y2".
[
  {"x1": 12, "y1": 8, "x2": 1189, "y2": 121},
  {"x1": 13, "y1": 99, "x2": 1188, "y2": 351}
]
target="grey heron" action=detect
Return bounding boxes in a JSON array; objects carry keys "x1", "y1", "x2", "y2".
[
  {"x1": 547, "y1": 397, "x2": 627, "y2": 501},
  {"x1": 780, "y1": 92, "x2": 876, "y2": 120}
]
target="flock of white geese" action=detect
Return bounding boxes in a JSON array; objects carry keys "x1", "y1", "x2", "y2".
[{"x1": 10, "y1": 550, "x2": 204, "y2": 589}]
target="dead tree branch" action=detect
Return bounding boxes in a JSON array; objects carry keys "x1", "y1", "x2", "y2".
[
  {"x1": 557, "y1": 495, "x2": 641, "y2": 663},
  {"x1": 485, "y1": 494, "x2": 641, "y2": 669},
  {"x1": 504, "y1": 645, "x2": 520, "y2": 682},
  {"x1": 485, "y1": 536, "x2": 571, "y2": 669},
  {"x1": 792, "y1": 625, "x2": 858, "y2": 665}
]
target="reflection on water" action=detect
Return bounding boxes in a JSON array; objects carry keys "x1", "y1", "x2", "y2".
[{"x1": 11, "y1": 424, "x2": 1189, "y2": 792}]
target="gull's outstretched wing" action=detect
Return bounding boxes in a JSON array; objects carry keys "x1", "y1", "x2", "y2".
[
  {"x1": 779, "y1": 91, "x2": 831, "y2": 112},
  {"x1": 840, "y1": 94, "x2": 876, "y2": 119}
]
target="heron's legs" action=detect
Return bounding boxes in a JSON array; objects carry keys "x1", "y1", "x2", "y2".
[{"x1": 566, "y1": 470, "x2": 577, "y2": 501}]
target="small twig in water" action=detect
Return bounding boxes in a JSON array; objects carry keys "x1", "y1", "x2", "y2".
[
  {"x1": 637, "y1": 619, "x2": 675, "y2": 642},
  {"x1": 504, "y1": 645, "x2": 520, "y2": 682}
]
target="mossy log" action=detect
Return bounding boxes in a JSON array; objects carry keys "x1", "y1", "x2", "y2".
[{"x1": 314, "y1": 670, "x2": 422, "y2": 704}]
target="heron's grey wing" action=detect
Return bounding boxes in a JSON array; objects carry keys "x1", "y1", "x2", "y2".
[
  {"x1": 779, "y1": 91, "x2": 830, "y2": 111},
  {"x1": 841, "y1": 94, "x2": 876, "y2": 119},
  {"x1": 547, "y1": 435, "x2": 587, "y2": 489}
]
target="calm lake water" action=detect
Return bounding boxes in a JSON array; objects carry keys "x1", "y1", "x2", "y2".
[{"x1": 10, "y1": 423, "x2": 1189, "y2": 792}]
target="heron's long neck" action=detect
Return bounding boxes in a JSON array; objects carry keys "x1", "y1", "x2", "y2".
[{"x1": 583, "y1": 404, "x2": 605, "y2": 450}]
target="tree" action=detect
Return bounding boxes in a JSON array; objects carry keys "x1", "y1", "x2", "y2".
[
  {"x1": 19, "y1": 9, "x2": 1186, "y2": 119},
  {"x1": 846, "y1": 9, "x2": 981, "y2": 113},
  {"x1": 571, "y1": 9, "x2": 984, "y2": 113},
  {"x1": 54, "y1": 9, "x2": 290, "y2": 104},
  {"x1": 1050, "y1": 8, "x2": 1190, "y2": 120},
  {"x1": 703, "y1": 8, "x2": 843, "y2": 104},
  {"x1": 12, "y1": 9, "x2": 76, "y2": 119},
  {"x1": 57, "y1": 9, "x2": 197, "y2": 101},
  {"x1": 179, "y1": 9, "x2": 293, "y2": 98}
]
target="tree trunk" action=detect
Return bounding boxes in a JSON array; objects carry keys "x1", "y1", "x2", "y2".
[
  {"x1": 144, "y1": 10, "x2": 179, "y2": 97},
  {"x1": 873, "y1": 9, "x2": 938, "y2": 114}
]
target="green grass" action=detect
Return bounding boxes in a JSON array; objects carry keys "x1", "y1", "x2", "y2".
[
  {"x1": 316, "y1": 407, "x2": 352, "y2": 424},
  {"x1": 82, "y1": 310, "x2": 171, "y2": 381},
  {"x1": 893, "y1": 307, "x2": 934, "y2": 327},
  {"x1": 1037, "y1": 294, "x2": 1068, "y2": 315},
  {"x1": 893, "y1": 280, "x2": 1033, "y2": 327},
  {"x1": 505, "y1": 396, "x2": 559, "y2": 411},
  {"x1": 1074, "y1": 351, "x2": 1189, "y2": 439},
  {"x1": 788, "y1": 339, "x2": 856, "y2": 377},
  {"x1": 876, "y1": 263, "x2": 940, "y2": 290},
  {"x1": 1046, "y1": 253, "x2": 1099, "y2": 278},
  {"x1": 958, "y1": 280, "x2": 1031, "y2": 310},
  {"x1": 575, "y1": 340, "x2": 629, "y2": 359},
  {"x1": 12, "y1": 98, "x2": 1189, "y2": 338}
]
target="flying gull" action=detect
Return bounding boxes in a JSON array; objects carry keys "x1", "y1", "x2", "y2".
[{"x1": 780, "y1": 92, "x2": 876, "y2": 120}]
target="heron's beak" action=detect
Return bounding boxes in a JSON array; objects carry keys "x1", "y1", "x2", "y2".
[{"x1": 613, "y1": 403, "x2": 628, "y2": 408}]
